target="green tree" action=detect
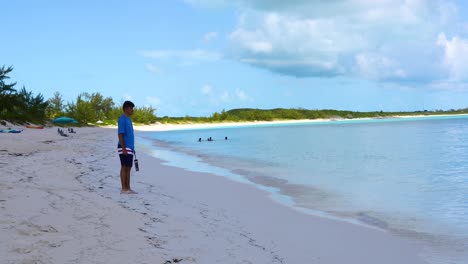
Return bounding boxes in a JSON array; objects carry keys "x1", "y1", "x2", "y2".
[
  {"x1": 0, "y1": 66, "x2": 48, "y2": 122},
  {"x1": 66, "y1": 93, "x2": 96, "y2": 124},
  {"x1": 17, "y1": 87, "x2": 48, "y2": 121},
  {"x1": 0, "y1": 66, "x2": 18, "y2": 118},
  {"x1": 85, "y1": 92, "x2": 115, "y2": 120},
  {"x1": 46, "y1": 91, "x2": 64, "y2": 118},
  {"x1": 77, "y1": 93, "x2": 96, "y2": 123},
  {"x1": 211, "y1": 111, "x2": 221, "y2": 121},
  {"x1": 132, "y1": 106, "x2": 157, "y2": 124}
]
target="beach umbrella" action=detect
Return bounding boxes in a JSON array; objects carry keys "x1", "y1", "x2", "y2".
[{"x1": 52, "y1": 117, "x2": 79, "y2": 124}]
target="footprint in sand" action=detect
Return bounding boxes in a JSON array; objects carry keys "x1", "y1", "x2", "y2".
[
  {"x1": 40, "y1": 225, "x2": 58, "y2": 233},
  {"x1": 13, "y1": 239, "x2": 50, "y2": 254},
  {"x1": 163, "y1": 258, "x2": 184, "y2": 264},
  {"x1": 16, "y1": 222, "x2": 58, "y2": 236}
]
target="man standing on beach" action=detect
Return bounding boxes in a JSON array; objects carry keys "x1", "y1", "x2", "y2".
[{"x1": 118, "y1": 101, "x2": 137, "y2": 194}]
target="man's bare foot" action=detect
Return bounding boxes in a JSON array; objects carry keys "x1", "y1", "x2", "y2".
[{"x1": 121, "y1": 189, "x2": 138, "y2": 194}]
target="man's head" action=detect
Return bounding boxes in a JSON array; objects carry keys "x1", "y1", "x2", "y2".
[{"x1": 122, "y1": 101, "x2": 135, "y2": 116}]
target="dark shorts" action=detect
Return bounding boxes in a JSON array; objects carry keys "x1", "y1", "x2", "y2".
[{"x1": 119, "y1": 154, "x2": 133, "y2": 167}]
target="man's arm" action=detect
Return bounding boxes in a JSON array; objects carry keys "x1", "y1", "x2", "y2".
[{"x1": 118, "y1": 133, "x2": 128, "y2": 155}]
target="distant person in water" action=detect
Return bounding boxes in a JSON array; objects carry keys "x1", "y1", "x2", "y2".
[
  {"x1": 198, "y1": 138, "x2": 202, "y2": 142},
  {"x1": 225, "y1": 136, "x2": 228, "y2": 140},
  {"x1": 117, "y1": 100, "x2": 137, "y2": 194},
  {"x1": 208, "y1": 137, "x2": 213, "y2": 141}
]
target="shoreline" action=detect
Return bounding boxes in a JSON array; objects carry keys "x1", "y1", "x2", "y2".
[
  {"x1": 0, "y1": 126, "x2": 429, "y2": 263},
  {"x1": 139, "y1": 133, "x2": 468, "y2": 247},
  {"x1": 133, "y1": 113, "x2": 468, "y2": 132},
  {"x1": 135, "y1": 116, "x2": 468, "y2": 263},
  {"x1": 3, "y1": 113, "x2": 468, "y2": 133},
  {"x1": 129, "y1": 132, "x2": 430, "y2": 264}
]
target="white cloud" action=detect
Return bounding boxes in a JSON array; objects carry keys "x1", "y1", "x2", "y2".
[
  {"x1": 235, "y1": 89, "x2": 251, "y2": 101},
  {"x1": 145, "y1": 63, "x2": 162, "y2": 74},
  {"x1": 228, "y1": 10, "x2": 377, "y2": 77},
  {"x1": 248, "y1": 41, "x2": 273, "y2": 53},
  {"x1": 437, "y1": 33, "x2": 468, "y2": 81},
  {"x1": 184, "y1": 0, "x2": 468, "y2": 88},
  {"x1": 146, "y1": 96, "x2": 161, "y2": 105},
  {"x1": 230, "y1": 13, "x2": 352, "y2": 77},
  {"x1": 355, "y1": 53, "x2": 406, "y2": 81},
  {"x1": 220, "y1": 90, "x2": 230, "y2": 101},
  {"x1": 203, "y1": 32, "x2": 219, "y2": 42},
  {"x1": 201, "y1": 84, "x2": 213, "y2": 95},
  {"x1": 438, "y1": 1, "x2": 459, "y2": 25},
  {"x1": 216, "y1": 0, "x2": 466, "y2": 84},
  {"x1": 430, "y1": 80, "x2": 468, "y2": 91},
  {"x1": 123, "y1": 94, "x2": 132, "y2": 100},
  {"x1": 199, "y1": 86, "x2": 247, "y2": 105}
]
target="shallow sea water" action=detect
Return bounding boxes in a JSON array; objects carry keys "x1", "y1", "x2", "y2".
[{"x1": 140, "y1": 116, "x2": 468, "y2": 264}]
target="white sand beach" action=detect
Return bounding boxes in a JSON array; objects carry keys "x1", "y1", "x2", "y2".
[
  {"x1": 0, "y1": 125, "x2": 429, "y2": 264},
  {"x1": 133, "y1": 119, "x2": 333, "y2": 132}
]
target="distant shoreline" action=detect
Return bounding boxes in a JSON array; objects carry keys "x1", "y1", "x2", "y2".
[{"x1": 133, "y1": 113, "x2": 468, "y2": 132}]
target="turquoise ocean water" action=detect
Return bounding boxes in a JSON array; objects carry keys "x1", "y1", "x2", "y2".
[{"x1": 139, "y1": 115, "x2": 468, "y2": 264}]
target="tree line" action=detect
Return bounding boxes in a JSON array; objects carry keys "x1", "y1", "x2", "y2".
[
  {"x1": 0, "y1": 65, "x2": 157, "y2": 125},
  {"x1": 47, "y1": 91, "x2": 157, "y2": 124},
  {"x1": 157, "y1": 107, "x2": 468, "y2": 123}
]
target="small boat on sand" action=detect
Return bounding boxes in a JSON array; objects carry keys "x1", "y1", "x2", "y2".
[
  {"x1": 25, "y1": 125, "x2": 44, "y2": 129},
  {"x1": 0, "y1": 128, "x2": 22, "y2": 133}
]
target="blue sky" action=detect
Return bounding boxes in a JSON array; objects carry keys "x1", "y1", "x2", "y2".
[{"x1": 3, "y1": 0, "x2": 468, "y2": 116}]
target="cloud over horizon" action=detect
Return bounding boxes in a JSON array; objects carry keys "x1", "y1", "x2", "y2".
[{"x1": 188, "y1": 0, "x2": 468, "y2": 87}]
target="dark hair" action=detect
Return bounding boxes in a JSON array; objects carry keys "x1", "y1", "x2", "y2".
[{"x1": 122, "y1": 101, "x2": 135, "y2": 111}]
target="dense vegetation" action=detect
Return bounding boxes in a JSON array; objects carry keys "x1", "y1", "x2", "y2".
[
  {"x1": 0, "y1": 66, "x2": 48, "y2": 123},
  {"x1": 2, "y1": 64, "x2": 468, "y2": 126},
  {"x1": 0, "y1": 66, "x2": 157, "y2": 125},
  {"x1": 158, "y1": 108, "x2": 468, "y2": 123},
  {"x1": 48, "y1": 91, "x2": 157, "y2": 125}
]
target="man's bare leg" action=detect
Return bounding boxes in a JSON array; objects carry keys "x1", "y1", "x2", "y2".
[
  {"x1": 126, "y1": 167, "x2": 138, "y2": 193},
  {"x1": 120, "y1": 166, "x2": 130, "y2": 192},
  {"x1": 126, "y1": 166, "x2": 131, "y2": 190},
  {"x1": 121, "y1": 166, "x2": 137, "y2": 194}
]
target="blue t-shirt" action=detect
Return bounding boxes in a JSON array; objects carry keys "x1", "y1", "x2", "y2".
[{"x1": 117, "y1": 114, "x2": 134, "y2": 151}]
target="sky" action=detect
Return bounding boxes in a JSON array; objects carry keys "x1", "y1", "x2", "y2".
[{"x1": 3, "y1": 0, "x2": 468, "y2": 116}]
